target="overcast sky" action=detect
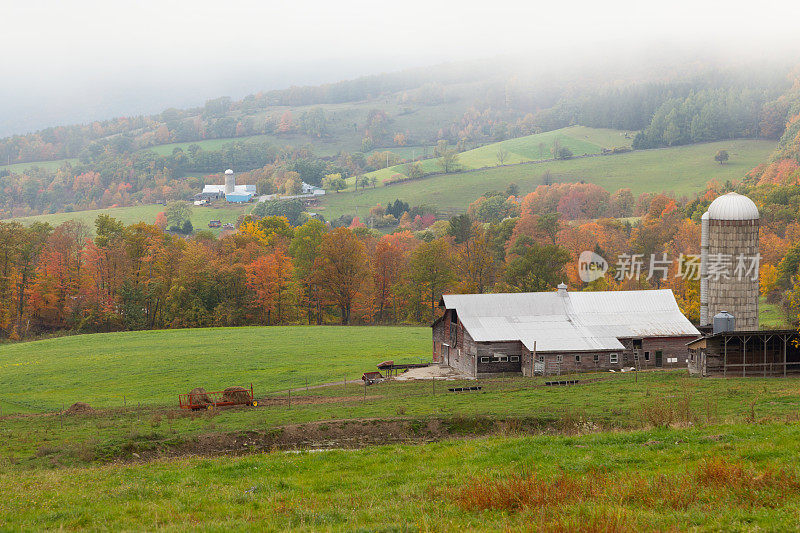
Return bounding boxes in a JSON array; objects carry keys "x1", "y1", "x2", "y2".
[{"x1": 2, "y1": 0, "x2": 799, "y2": 136}]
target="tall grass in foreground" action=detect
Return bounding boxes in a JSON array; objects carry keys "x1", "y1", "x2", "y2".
[{"x1": 455, "y1": 457, "x2": 800, "y2": 530}]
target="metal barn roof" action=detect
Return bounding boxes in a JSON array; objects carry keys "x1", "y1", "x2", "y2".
[
  {"x1": 203, "y1": 184, "x2": 256, "y2": 194},
  {"x1": 440, "y1": 289, "x2": 699, "y2": 353}
]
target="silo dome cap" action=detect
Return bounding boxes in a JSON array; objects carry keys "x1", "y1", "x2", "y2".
[
  {"x1": 224, "y1": 169, "x2": 234, "y2": 175},
  {"x1": 707, "y1": 192, "x2": 759, "y2": 220}
]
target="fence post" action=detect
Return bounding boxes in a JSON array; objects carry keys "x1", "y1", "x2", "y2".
[
  {"x1": 60, "y1": 403, "x2": 63, "y2": 429},
  {"x1": 288, "y1": 388, "x2": 291, "y2": 409},
  {"x1": 432, "y1": 377, "x2": 435, "y2": 396}
]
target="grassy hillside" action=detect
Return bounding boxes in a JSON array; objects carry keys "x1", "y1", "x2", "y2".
[
  {"x1": 0, "y1": 157, "x2": 78, "y2": 173},
  {"x1": 8, "y1": 203, "x2": 250, "y2": 235},
  {"x1": 3, "y1": 423, "x2": 799, "y2": 530},
  {"x1": 0, "y1": 326, "x2": 428, "y2": 412},
  {"x1": 355, "y1": 125, "x2": 634, "y2": 186},
  {"x1": 3, "y1": 83, "x2": 483, "y2": 169},
  {"x1": 760, "y1": 296, "x2": 791, "y2": 329},
  {"x1": 321, "y1": 139, "x2": 775, "y2": 219}
]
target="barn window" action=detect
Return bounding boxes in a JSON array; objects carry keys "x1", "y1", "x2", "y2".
[
  {"x1": 593, "y1": 354, "x2": 599, "y2": 363},
  {"x1": 510, "y1": 356, "x2": 520, "y2": 362},
  {"x1": 575, "y1": 355, "x2": 581, "y2": 363},
  {"x1": 480, "y1": 357, "x2": 489, "y2": 363},
  {"x1": 556, "y1": 355, "x2": 563, "y2": 363},
  {"x1": 539, "y1": 356, "x2": 544, "y2": 363},
  {"x1": 610, "y1": 353, "x2": 619, "y2": 364},
  {"x1": 494, "y1": 354, "x2": 508, "y2": 362},
  {"x1": 644, "y1": 351, "x2": 650, "y2": 361}
]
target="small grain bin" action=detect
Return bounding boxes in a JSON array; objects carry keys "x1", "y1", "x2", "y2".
[{"x1": 712, "y1": 311, "x2": 735, "y2": 334}]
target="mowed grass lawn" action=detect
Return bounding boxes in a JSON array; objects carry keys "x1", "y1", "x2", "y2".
[
  {"x1": 8, "y1": 202, "x2": 250, "y2": 235},
  {"x1": 322, "y1": 139, "x2": 775, "y2": 219},
  {"x1": 2, "y1": 423, "x2": 800, "y2": 530},
  {"x1": 0, "y1": 326, "x2": 429, "y2": 412}
]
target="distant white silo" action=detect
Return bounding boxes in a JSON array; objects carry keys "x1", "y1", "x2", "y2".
[
  {"x1": 700, "y1": 192, "x2": 760, "y2": 330},
  {"x1": 224, "y1": 169, "x2": 235, "y2": 195}
]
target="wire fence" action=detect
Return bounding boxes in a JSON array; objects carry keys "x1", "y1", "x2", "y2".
[{"x1": 0, "y1": 371, "x2": 626, "y2": 421}]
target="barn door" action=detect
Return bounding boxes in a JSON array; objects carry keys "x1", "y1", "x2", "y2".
[{"x1": 655, "y1": 350, "x2": 663, "y2": 367}]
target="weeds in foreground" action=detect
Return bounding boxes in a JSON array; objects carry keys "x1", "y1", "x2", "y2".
[
  {"x1": 455, "y1": 457, "x2": 800, "y2": 524},
  {"x1": 639, "y1": 393, "x2": 696, "y2": 427}
]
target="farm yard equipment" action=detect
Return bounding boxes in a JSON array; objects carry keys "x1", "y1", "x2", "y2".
[{"x1": 179, "y1": 384, "x2": 257, "y2": 410}]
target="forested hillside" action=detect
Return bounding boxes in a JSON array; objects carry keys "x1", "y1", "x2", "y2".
[
  {"x1": 1, "y1": 60, "x2": 797, "y2": 219},
  {"x1": 2, "y1": 60, "x2": 800, "y2": 340}
]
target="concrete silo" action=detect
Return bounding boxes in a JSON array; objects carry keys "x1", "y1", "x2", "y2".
[
  {"x1": 699, "y1": 192, "x2": 760, "y2": 330},
  {"x1": 224, "y1": 169, "x2": 235, "y2": 195}
]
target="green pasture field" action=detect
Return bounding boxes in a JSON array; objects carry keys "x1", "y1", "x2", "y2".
[
  {"x1": 2, "y1": 423, "x2": 800, "y2": 530},
  {"x1": 0, "y1": 158, "x2": 78, "y2": 173},
  {"x1": 351, "y1": 125, "x2": 632, "y2": 187},
  {"x1": 147, "y1": 95, "x2": 475, "y2": 160},
  {"x1": 145, "y1": 135, "x2": 273, "y2": 155},
  {"x1": 761, "y1": 296, "x2": 792, "y2": 329},
  {"x1": 6, "y1": 202, "x2": 250, "y2": 235},
  {"x1": 0, "y1": 326, "x2": 429, "y2": 413},
  {"x1": 320, "y1": 139, "x2": 776, "y2": 219},
  {"x1": 143, "y1": 133, "x2": 362, "y2": 159},
  {"x1": 2, "y1": 369, "x2": 800, "y2": 530},
  {"x1": 2, "y1": 323, "x2": 800, "y2": 530},
  {"x1": 2, "y1": 364, "x2": 800, "y2": 473}
]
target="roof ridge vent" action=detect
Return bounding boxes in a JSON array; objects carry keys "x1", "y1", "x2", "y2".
[{"x1": 557, "y1": 282, "x2": 568, "y2": 296}]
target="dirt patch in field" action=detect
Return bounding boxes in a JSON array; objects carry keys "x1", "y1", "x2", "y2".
[
  {"x1": 115, "y1": 415, "x2": 566, "y2": 463},
  {"x1": 394, "y1": 365, "x2": 473, "y2": 381}
]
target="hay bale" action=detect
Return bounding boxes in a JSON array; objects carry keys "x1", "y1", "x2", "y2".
[
  {"x1": 65, "y1": 402, "x2": 93, "y2": 414},
  {"x1": 221, "y1": 386, "x2": 250, "y2": 404},
  {"x1": 188, "y1": 387, "x2": 212, "y2": 406}
]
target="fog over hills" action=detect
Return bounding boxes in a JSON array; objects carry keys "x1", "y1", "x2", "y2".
[{"x1": 3, "y1": 0, "x2": 798, "y2": 137}]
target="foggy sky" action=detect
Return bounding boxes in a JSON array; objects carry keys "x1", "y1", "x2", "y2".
[{"x1": 2, "y1": 0, "x2": 799, "y2": 136}]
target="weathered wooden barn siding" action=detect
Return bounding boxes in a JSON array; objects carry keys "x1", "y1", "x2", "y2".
[
  {"x1": 433, "y1": 314, "x2": 697, "y2": 377},
  {"x1": 620, "y1": 336, "x2": 696, "y2": 369},
  {"x1": 689, "y1": 333, "x2": 800, "y2": 376},
  {"x1": 474, "y1": 336, "x2": 523, "y2": 375},
  {"x1": 432, "y1": 317, "x2": 445, "y2": 363},
  {"x1": 522, "y1": 345, "x2": 620, "y2": 375}
]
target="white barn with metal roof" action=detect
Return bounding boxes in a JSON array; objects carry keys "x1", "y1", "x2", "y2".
[{"x1": 432, "y1": 285, "x2": 699, "y2": 377}]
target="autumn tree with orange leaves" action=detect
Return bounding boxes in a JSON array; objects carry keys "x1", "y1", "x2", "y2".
[{"x1": 314, "y1": 228, "x2": 368, "y2": 325}]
